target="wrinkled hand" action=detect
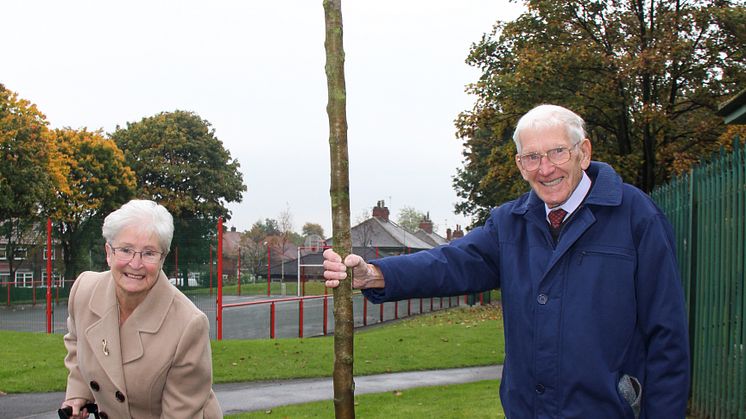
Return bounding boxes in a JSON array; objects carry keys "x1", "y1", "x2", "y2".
[{"x1": 323, "y1": 249, "x2": 385, "y2": 289}]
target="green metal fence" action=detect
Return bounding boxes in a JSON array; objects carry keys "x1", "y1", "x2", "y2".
[{"x1": 652, "y1": 137, "x2": 745, "y2": 419}]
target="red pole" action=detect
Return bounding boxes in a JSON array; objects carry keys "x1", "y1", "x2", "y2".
[
  {"x1": 237, "y1": 248, "x2": 241, "y2": 296},
  {"x1": 479, "y1": 293, "x2": 484, "y2": 306},
  {"x1": 217, "y1": 218, "x2": 223, "y2": 340},
  {"x1": 270, "y1": 302, "x2": 276, "y2": 339},
  {"x1": 363, "y1": 298, "x2": 368, "y2": 326},
  {"x1": 323, "y1": 294, "x2": 328, "y2": 335},
  {"x1": 299, "y1": 299, "x2": 304, "y2": 338},
  {"x1": 267, "y1": 245, "x2": 271, "y2": 297},
  {"x1": 46, "y1": 218, "x2": 52, "y2": 334}
]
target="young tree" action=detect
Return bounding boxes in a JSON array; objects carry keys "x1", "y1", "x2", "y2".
[
  {"x1": 323, "y1": 0, "x2": 355, "y2": 417},
  {"x1": 455, "y1": 0, "x2": 745, "y2": 225}
]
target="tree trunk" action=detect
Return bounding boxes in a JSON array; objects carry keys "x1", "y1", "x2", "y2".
[{"x1": 323, "y1": 0, "x2": 355, "y2": 418}]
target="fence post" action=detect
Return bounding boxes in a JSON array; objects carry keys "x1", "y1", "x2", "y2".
[
  {"x1": 270, "y1": 302, "x2": 276, "y2": 339},
  {"x1": 46, "y1": 218, "x2": 52, "y2": 334},
  {"x1": 217, "y1": 218, "x2": 223, "y2": 340},
  {"x1": 363, "y1": 298, "x2": 368, "y2": 326},
  {"x1": 299, "y1": 299, "x2": 304, "y2": 338},
  {"x1": 323, "y1": 294, "x2": 328, "y2": 335}
]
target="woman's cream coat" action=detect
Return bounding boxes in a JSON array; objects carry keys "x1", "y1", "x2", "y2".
[{"x1": 64, "y1": 271, "x2": 222, "y2": 418}]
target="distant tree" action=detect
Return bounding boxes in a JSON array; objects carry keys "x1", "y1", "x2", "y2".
[
  {"x1": 49, "y1": 128, "x2": 136, "y2": 278},
  {"x1": 396, "y1": 206, "x2": 426, "y2": 232},
  {"x1": 302, "y1": 222, "x2": 325, "y2": 239},
  {"x1": 111, "y1": 110, "x2": 247, "y2": 281},
  {"x1": 455, "y1": 0, "x2": 745, "y2": 226}
]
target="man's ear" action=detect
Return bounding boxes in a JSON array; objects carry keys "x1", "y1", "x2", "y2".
[
  {"x1": 515, "y1": 154, "x2": 528, "y2": 180},
  {"x1": 579, "y1": 138, "x2": 592, "y2": 170}
]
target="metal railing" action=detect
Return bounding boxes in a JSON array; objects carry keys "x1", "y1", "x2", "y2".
[{"x1": 652, "y1": 137, "x2": 745, "y2": 419}]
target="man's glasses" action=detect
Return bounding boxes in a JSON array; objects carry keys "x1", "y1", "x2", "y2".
[
  {"x1": 517, "y1": 143, "x2": 579, "y2": 172},
  {"x1": 108, "y1": 244, "x2": 164, "y2": 264}
]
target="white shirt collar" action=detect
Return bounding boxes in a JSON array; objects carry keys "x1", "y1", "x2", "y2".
[{"x1": 545, "y1": 171, "x2": 591, "y2": 223}]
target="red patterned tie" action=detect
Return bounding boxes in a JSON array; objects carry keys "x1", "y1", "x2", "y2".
[{"x1": 548, "y1": 208, "x2": 567, "y2": 230}]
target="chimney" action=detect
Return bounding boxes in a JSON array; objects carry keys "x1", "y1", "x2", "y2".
[
  {"x1": 418, "y1": 211, "x2": 433, "y2": 234},
  {"x1": 446, "y1": 228, "x2": 453, "y2": 241},
  {"x1": 452, "y1": 224, "x2": 464, "y2": 239},
  {"x1": 372, "y1": 200, "x2": 390, "y2": 222},
  {"x1": 230, "y1": 226, "x2": 237, "y2": 232}
]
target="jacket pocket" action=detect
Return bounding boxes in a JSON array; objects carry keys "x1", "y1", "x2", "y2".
[{"x1": 618, "y1": 374, "x2": 642, "y2": 419}]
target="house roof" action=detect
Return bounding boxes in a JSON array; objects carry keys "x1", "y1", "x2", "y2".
[
  {"x1": 717, "y1": 88, "x2": 746, "y2": 125},
  {"x1": 347, "y1": 217, "x2": 433, "y2": 250},
  {"x1": 414, "y1": 229, "x2": 448, "y2": 247}
]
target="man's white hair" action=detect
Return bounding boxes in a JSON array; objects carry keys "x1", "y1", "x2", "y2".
[{"x1": 513, "y1": 104, "x2": 587, "y2": 153}]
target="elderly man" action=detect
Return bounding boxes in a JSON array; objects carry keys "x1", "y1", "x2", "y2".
[{"x1": 324, "y1": 104, "x2": 690, "y2": 418}]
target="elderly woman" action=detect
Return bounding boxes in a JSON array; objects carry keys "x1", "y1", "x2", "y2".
[{"x1": 61, "y1": 200, "x2": 222, "y2": 418}]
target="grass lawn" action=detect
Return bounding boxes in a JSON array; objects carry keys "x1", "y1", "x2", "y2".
[
  {"x1": 0, "y1": 304, "x2": 504, "y2": 394},
  {"x1": 229, "y1": 379, "x2": 505, "y2": 418}
]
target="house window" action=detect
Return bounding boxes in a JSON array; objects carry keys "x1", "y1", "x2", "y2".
[
  {"x1": 14, "y1": 247, "x2": 28, "y2": 260},
  {"x1": 41, "y1": 272, "x2": 63, "y2": 288},
  {"x1": 43, "y1": 247, "x2": 56, "y2": 260},
  {"x1": 0, "y1": 247, "x2": 6, "y2": 260},
  {"x1": 0, "y1": 272, "x2": 9, "y2": 286},
  {"x1": 15, "y1": 271, "x2": 33, "y2": 288}
]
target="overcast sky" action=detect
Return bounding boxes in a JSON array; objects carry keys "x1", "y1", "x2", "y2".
[{"x1": 3, "y1": 0, "x2": 525, "y2": 237}]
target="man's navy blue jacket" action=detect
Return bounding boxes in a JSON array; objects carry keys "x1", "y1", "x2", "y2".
[{"x1": 364, "y1": 162, "x2": 690, "y2": 418}]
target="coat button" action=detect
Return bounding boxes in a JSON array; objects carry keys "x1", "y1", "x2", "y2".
[
  {"x1": 535, "y1": 383, "x2": 545, "y2": 394},
  {"x1": 115, "y1": 390, "x2": 125, "y2": 402},
  {"x1": 537, "y1": 294, "x2": 548, "y2": 305},
  {"x1": 89, "y1": 381, "x2": 100, "y2": 392},
  {"x1": 99, "y1": 412, "x2": 109, "y2": 419}
]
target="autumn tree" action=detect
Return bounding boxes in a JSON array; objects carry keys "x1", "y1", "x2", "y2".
[
  {"x1": 0, "y1": 84, "x2": 68, "y2": 282},
  {"x1": 454, "y1": 0, "x2": 745, "y2": 225},
  {"x1": 111, "y1": 110, "x2": 247, "y2": 280},
  {"x1": 48, "y1": 128, "x2": 136, "y2": 278}
]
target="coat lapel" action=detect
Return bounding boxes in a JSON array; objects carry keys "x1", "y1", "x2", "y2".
[
  {"x1": 85, "y1": 273, "x2": 127, "y2": 393},
  {"x1": 120, "y1": 272, "x2": 175, "y2": 364}
]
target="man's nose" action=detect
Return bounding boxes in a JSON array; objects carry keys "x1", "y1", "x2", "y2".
[{"x1": 537, "y1": 154, "x2": 556, "y2": 174}]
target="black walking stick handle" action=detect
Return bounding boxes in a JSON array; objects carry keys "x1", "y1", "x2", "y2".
[{"x1": 58, "y1": 402, "x2": 99, "y2": 419}]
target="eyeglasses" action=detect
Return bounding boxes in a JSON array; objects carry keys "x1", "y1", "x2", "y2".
[
  {"x1": 108, "y1": 244, "x2": 164, "y2": 264},
  {"x1": 517, "y1": 143, "x2": 579, "y2": 172}
]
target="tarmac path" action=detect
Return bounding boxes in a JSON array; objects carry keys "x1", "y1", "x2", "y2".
[{"x1": 0, "y1": 365, "x2": 503, "y2": 418}]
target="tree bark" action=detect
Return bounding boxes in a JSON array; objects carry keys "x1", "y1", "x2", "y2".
[{"x1": 323, "y1": 0, "x2": 355, "y2": 418}]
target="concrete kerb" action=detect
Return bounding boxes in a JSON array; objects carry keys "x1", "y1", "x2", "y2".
[{"x1": 0, "y1": 365, "x2": 503, "y2": 418}]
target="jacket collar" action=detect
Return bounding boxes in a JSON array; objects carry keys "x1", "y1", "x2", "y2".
[{"x1": 511, "y1": 161, "x2": 623, "y2": 216}]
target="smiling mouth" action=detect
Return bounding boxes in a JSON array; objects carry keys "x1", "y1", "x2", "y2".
[
  {"x1": 541, "y1": 177, "x2": 563, "y2": 187},
  {"x1": 124, "y1": 273, "x2": 145, "y2": 280}
]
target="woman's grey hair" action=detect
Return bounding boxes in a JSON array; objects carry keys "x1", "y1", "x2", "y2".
[
  {"x1": 512, "y1": 104, "x2": 587, "y2": 154},
  {"x1": 102, "y1": 200, "x2": 174, "y2": 254}
]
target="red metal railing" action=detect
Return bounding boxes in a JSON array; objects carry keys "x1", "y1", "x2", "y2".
[{"x1": 219, "y1": 292, "x2": 467, "y2": 340}]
